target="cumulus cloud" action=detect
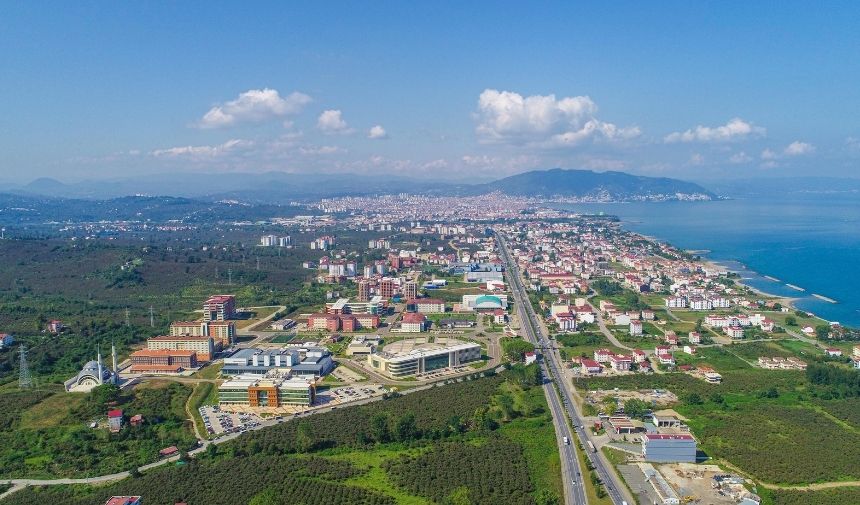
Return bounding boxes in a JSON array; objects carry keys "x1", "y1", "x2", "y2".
[
  {"x1": 664, "y1": 118, "x2": 765, "y2": 143},
  {"x1": 729, "y1": 151, "x2": 752, "y2": 164},
  {"x1": 197, "y1": 88, "x2": 311, "y2": 128},
  {"x1": 474, "y1": 89, "x2": 640, "y2": 148},
  {"x1": 784, "y1": 140, "x2": 815, "y2": 156},
  {"x1": 368, "y1": 125, "x2": 388, "y2": 139},
  {"x1": 760, "y1": 148, "x2": 778, "y2": 160},
  {"x1": 317, "y1": 109, "x2": 353, "y2": 134},
  {"x1": 151, "y1": 139, "x2": 253, "y2": 158}
]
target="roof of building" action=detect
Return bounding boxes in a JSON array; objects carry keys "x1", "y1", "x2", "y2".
[
  {"x1": 108, "y1": 409, "x2": 123, "y2": 418},
  {"x1": 644, "y1": 433, "x2": 694, "y2": 441},
  {"x1": 132, "y1": 349, "x2": 197, "y2": 358},
  {"x1": 149, "y1": 335, "x2": 212, "y2": 342},
  {"x1": 104, "y1": 497, "x2": 141, "y2": 505}
]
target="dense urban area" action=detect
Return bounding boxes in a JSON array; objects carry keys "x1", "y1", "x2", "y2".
[{"x1": 0, "y1": 192, "x2": 857, "y2": 505}]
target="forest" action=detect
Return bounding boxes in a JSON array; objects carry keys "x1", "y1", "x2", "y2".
[{"x1": 0, "y1": 369, "x2": 560, "y2": 505}]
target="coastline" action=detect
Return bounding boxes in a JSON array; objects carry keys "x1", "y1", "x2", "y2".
[{"x1": 698, "y1": 256, "x2": 801, "y2": 308}]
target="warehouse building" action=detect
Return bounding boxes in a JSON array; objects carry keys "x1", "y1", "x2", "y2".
[{"x1": 641, "y1": 433, "x2": 697, "y2": 463}]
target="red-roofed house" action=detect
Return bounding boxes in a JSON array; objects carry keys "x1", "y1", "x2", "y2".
[
  {"x1": 580, "y1": 359, "x2": 603, "y2": 374},
  {"x1": 104, "y1": 497, "x2": 141, "y2": 505},
  {"x1": 826, "y1": 348, "x2": 843, "y2": 357},
  {"x1": 401, "y1": 313, "x2": 427, "y2": 332},
  {"x1": 594, "y1": 348, "x2": 612, "y2": 363},
  {"x1": 108, "y1": 409, "x2": 123, "y2": 433}
]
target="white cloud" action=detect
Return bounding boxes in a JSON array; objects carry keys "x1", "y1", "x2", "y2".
[
  {"x1": 760, "y1": 148, "x2": 778, "y2": 160},
  {"x1": 422, "y1": 159, "x2": 448, "y2": 170},
  {"x1": 581, "y1": 157, "x2": 627, "y2": 171},
  {"x1": 368, "y1": 125, "x2": 388, "y2": 139},
  {"x1": 689, "y1": 153, "x2": 705, "y2": 166},
  {"x1": 197, "y1": 88, "x2": 311, "y2": 128},
  {"x1": 729, "y1": 151, "x2": 752, "y2": 164},
  {"x1": 784, "y1": 140, "x2": 815, "y2": 156},
  {"x1": 298, "y1": 145, "x2": 343, "y2": 156},
  {"x1": 846, "y1": 137, "x2": 860, "y2": 152},
  {"x1": 317, "y1": 109, "x2": 353, "y2": 134},
  {"x1": 474, "y1": 89, "x2": 640, "y2": 148},
  {"x1": 151, "y1": 139, "x2": 253, "y2": 159},
  {"x1": 761, "y1": 160, "x2": 779, "y2": 169},
  {"x1": 664, "y1": 118, "x2": 765, "y2": 143}
]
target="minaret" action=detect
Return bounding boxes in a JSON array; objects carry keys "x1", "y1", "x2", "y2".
[
  {"x1": 111, "y1": 344, "x2": 118, "y2": 384},
  {"x1": 97, "y1": 347, "x2": 104, "y2": 385}
]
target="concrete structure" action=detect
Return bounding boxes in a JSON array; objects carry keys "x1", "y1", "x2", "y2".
[
  {"x1": 147, "y1": 335, "x2": 215, "y2": 361},
  {"x1": 638, "y1": 463, "x2": 681, "y2": 505},
  {"x1": 219, "y1": 373, "x2": 315, "y2": 407},
  {"x1": 203, "y1": 294, "x2": 236, "y2": 322},
  {"x1": 368, "y1": 341, "x2": 481, "y2": 378},
  {"x1": 641, "y1": 433, "x2": 697, "y2": 463}
]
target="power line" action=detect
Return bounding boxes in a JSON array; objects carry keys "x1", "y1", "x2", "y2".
[{"x1": 19, "y1": 345, "x2": 32, "y2": 389}]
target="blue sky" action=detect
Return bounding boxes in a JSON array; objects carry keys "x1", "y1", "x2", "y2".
[{"x1": 1, "y1": 1, "x2": 859, "y2": 183}]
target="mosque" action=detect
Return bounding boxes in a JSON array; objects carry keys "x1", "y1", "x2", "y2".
[{"x1": 64, "y1": 345, "x2": 120, "y2": 392}]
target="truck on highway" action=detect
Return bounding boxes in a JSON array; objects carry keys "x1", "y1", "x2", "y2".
[
  {"x1": 562, "y1": 436, "x2": 570, "y2": 445},
  {"x1": 587, "y1": 441, "x2": 596, "y2": 453}
]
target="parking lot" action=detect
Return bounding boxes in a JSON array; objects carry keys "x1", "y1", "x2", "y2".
[
  {"x1": 323, "y1": 384, "x2": 387, "y2": 406},
  {"x1": 199, "y1": 405, "x2": 263, "y2": 436}
]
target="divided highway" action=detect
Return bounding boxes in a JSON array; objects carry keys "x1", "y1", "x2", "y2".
[{"x1": 498, "y1": 232, "x2": 633, "y2": 505}]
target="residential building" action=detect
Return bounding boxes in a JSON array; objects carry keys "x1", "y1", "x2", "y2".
[
  {"x1": 402, "y1": 281, "x2": 418, "y2": 301},
  {"x1": 630, "y1": 320, "x2": 643, "y2": 336},
  {"x1": 108, "y1": 409, "x2": 123, "y2": 433},
  {"x1": 203, "y1": 295, "x2": 236, "y2": 321}
]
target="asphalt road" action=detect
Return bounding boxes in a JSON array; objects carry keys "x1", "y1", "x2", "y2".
[{"x1": 498, "y1": 232, "x2": 634, "y2": 505}]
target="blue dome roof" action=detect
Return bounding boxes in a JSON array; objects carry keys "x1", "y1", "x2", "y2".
[{"x1": 474, "y1": 295, "x2": 503, "y2": 308}]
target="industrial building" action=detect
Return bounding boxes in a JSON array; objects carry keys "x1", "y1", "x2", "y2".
[
  {"x1": 641, "y1": 433, "x2": 697, "y2": 463},
  {"x1": 219, "y1": 373, "x2": 315, "y2": 408},
  {"x1": 368, "y1": 341, "x2": 481, "y2": 378},
  {"x1": 222, "y1": 347, "x2": 334, "y2": 378}
]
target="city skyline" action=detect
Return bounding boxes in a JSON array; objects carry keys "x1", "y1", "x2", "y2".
[{"x1": 2, "y1": 1, "x2": 860, "y2": 183}]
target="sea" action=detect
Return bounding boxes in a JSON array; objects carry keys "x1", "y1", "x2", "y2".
[{"x1": 553, "y1": 192, "x2": 860, "y2": 328}]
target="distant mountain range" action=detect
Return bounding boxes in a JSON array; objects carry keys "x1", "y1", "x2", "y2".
[
  {"x1": 475, "y1": 168, "x2": 714, "y2": 200},
  {"x1": 7, "y1": 168, "x2": 715, "y2": 203}
]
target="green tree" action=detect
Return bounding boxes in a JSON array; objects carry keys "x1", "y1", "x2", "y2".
[
  {"x1": 623, "y1": 398, "x2": 648, "y2": 419},
  {"x1": 685, "y1": 393, "x2": 703, "y2": 405},
  {"x1": 370, "y1": 413, "x2": 390, "y2": 443},
  {"x1": 295, "y1": 422, "x2": 315, "y2": 452},
  {"x1": 248, "y1": 488, "x2": 279, "y2": 505},
  {"x1": 785, "y1": 316, "x2": 797, "y2": 326},
  {"x1": 394, "y1": 413, "x2": 418, "y2": 442}
]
